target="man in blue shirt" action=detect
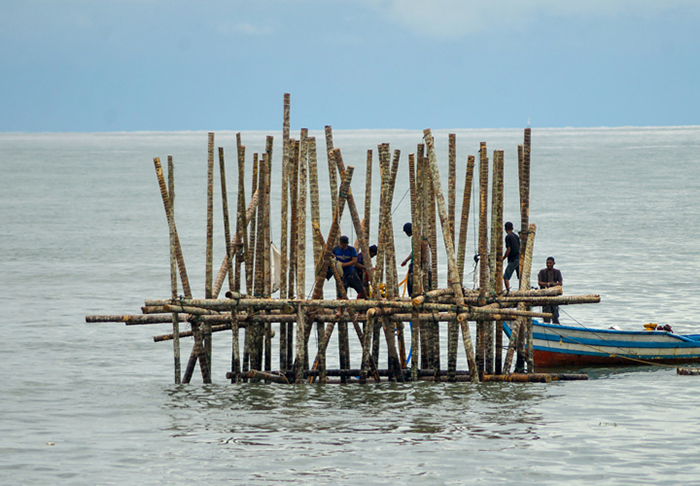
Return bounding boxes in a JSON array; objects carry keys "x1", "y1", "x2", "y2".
[{"x1": 332, "y1": 235, "x2": 367, "y2": 300}]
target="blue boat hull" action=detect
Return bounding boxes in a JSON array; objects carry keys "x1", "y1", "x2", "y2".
[{"x1": 503, "y1": 321, "x2": 700, "y2": 368}]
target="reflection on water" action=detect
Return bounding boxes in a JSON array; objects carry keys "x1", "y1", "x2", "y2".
[{"x1": 163, "y1": 382, "x2": 550, "y2": 444}]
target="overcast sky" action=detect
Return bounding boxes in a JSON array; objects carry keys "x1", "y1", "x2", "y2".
[{"x1": 2, "y1": 1, "x2": 699, "y2": 132}]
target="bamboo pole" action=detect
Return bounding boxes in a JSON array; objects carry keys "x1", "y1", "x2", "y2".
[
  {"x1": 308, "y1": 137, "x2": 322, "y2": 266},
  {"x1": 255, "y1": 155, "x2": 267, "y2": 297},
  {"x1": 493, "y1": 150, "x2": 505, "y2": 374},
  {"x1": 239, "y1": 370, "x2": 290, "y2": 384},
  {"x1": 363, "y1": 149, "x2": 373, "y2": 246},
  {"x1": 446, "y1": 141, "x2": 460, "y2": 379},
  {"x1": 249, "y1": 153, "x2": 259, "y2": 295},
  {"x1": 325, "y1": 125, "x2": 338, "y2": 218},
  {"x1": 417, "y1": 144, "x2": 429, "y2": 295},
  {"x1": 203, "y1": 135, "x2": 214, "y2": 383},
  {"x1": 218, "y1": 146, "x2": 240, "y2": 382},
  {"x1": 407, "y1": 152, "x2": 420, "y2": 380},
  {"x1": 218, "y1": 148, "x2": 234, "y2": 295},
  {"x1": 428, "y1": 171, "x2": 438, "y2": 291},
  {"x1": 264, "y1": 136, "x2": 273, "y2": 297},
  {"x1": 232, "y1": 136, "x2": 245, "y2": 292},
  {"x1": 153, "y1": 158, "x2": 191, "y2": 298},
  {"x1": 448, "y1": 133, "x2": 456, "y2": 245},
  {"x1": 482, "y1": 373, "x2": 551, "y2": 383},
  {"x1": 520, "y1": 128, "x2": 531, "y2": 280},
  {"x1": 373, "y1": 144, "x2": 389, "y2": 293},
  {"x1": 382, "y1": 316, "x2": 404, "y2": 381},
  {"x1": 477, "y1": 143, "x2": 489, "y2": 305},
  {"x1": 288, "y1": 141, "x2": 299, "y2": 298},
  {"x1": 206, "y1": 132, "x2": 214, "y2": 300},
  {"x1": 281, "y1": 94, "x2": 290, "y2": 301},
  {"x1": 297, "y1": 130, "x2": 308, "y2": 299},
  {"x1": 423, "y1": 129, "x2": 465, "y2": 306},
  {"x1": 167, "y1": 156, "x2": 181, "y2": 384},
  {"x1": 476, "y1": 142, "x2": 489, "y2": 377},
  {"x1": 521, "y1": 223, "x2": 536, "y2": 372},
  {"x1": 385, "y1": 149, "x2": 401, "y2": 299},
  {"x1": 311, "y1": 320, "x2": 336, "y2": 384},
  {"x1": 503, "y1": 223, "x2": 536, "y2": 373},
  {"x1": 456, "y1": 155, "x2": 475, "y2": 284},
  {"x1": 294, "y1": 304, "x2": 307, "y2": 383},
  {"x1": 144, "y1": 290, "x2": 593, "y2": 314}
]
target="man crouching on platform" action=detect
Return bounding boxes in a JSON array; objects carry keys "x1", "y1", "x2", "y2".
[{"x1": 333, "y1": 235, "x2": 368, "y2": 301}]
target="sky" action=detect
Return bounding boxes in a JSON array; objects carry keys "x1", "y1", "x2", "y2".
[{"x1": 2, "y1": 0, "x2": 700, "y2": 132}]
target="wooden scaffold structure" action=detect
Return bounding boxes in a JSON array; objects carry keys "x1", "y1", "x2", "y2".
[{"x1": 87, "y1": 93, "x2": 599, "y2": 384}]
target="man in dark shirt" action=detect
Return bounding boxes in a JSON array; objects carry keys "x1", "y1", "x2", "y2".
[
  {"x1": 538, "y1": 256, "x2": 563, "y2": 324},
  {"x1": 356, "y1": 244, "x2": 377, "y2": 295},
  {"x1": 502, "y1": 221, "x2": 520, "y2": 293}
]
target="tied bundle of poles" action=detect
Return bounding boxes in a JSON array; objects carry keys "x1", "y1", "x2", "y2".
[{"x1": 86, "y1": 93, "x2": 598, "y2": 385}]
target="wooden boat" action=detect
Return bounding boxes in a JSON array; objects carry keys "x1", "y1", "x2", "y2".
[{"x1": 503, "y1": 320, "x2": 700, "y2": 368}]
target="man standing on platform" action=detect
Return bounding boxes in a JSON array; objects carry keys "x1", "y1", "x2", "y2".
[
  {"x1": 538, "y1": 256, "x2": 563, "y2": 324},
  {"x1": 400, "y1": 222, "x2": 431, "y2": 296},
  {"x1": 502, "y1": 221, "x2": 520, "y2": 294}
]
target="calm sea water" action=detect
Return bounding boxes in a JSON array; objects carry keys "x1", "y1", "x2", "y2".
[{"x1": 2, "y1": 127, "x2": 700, "y2": 485}]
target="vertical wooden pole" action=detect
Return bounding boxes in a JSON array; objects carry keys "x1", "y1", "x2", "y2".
[
  {"x1": 363, "y1": 149, "x2": 373, "y2": 247},
  {"x1": 373, "y1": 144, "x2": 389, "y2": 292},
  {"x1": 206, "y1": 132, "x2": 214, "y2": 299},
  {"x1": 448, "y1": 133, "x2": 456, "y2": 245},
  {"x1": 521, "y1": 224, "x2": 536, "y2": 372},
  {"x1": 408, "y1": 152, "x2": 420, "y2": 380},
  {"x1": 234, "y1": 135, "x2": 246, "y2": 292},
  {"x1": 516, "y1": 129, "x2": 531, "y2": 372},
  {"x1": 417, "y1": 143, "x2": 429, "y2": 368},
  {"x1": 167, "y1": 156, "x2": 181, "y2": 384},
  {"x1": 264, "y1": 137, "x2": 273, "y2": 297},
  {"x1": 308, "y1": 137, "x2": 322, "y2": 266},
  {"x1": 447, "y1": 136, "x2": 458, "y2": 380},
  {"x1": 385, "y1": 149, "x2": 401, "y2": 299},
  {"x1": 202, "y1": 132, "x2": 215, "y2": 376},
  {"x1": 325, "y1": 125, "x2": 337, "y2": 218},
  {"x1": 218, "y1": 147, "x2": 239, "y2": 383},
  {"x1": 297, "y1": 130, "x2": 308, "y2": 300},
  {"x1": 288, "y1": 141, "x2": 299, "y2": 299},
  {"x1": 428, "y1": 177, "x2": 438, "y2": 291},
  {"x1": 503, "y1": 223, "x2": 537, "y2": 373},
  {"x1": 493, "y1": 150, "x2": 505, "y2": 374},
  {"x1": 477, "y1": 142, "x2": 489, "y2": 379},
  {"x1": 456, "y1": 155, "x2": 475, "y2": 284},
  {"x1": 281, "y1": 96, "x2": 291, "y2": 371},
  {"x1": 248, "y1": 154, "x2": 259, "y2": 296},
  {"x1": 294, "y1": 305, "x2": 306, "y2": 383},
  {"x1": 281, "y1": 94, "x2": 290, "y2": 299}
]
